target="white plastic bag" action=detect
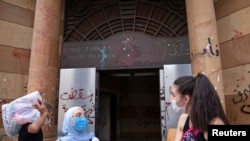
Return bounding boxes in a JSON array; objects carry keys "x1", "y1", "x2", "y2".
[
  {"x1": 2, "y1": 91, "x2": 42, "y2": 137},
  {"x1": 92, "y1": 137, "x2": 100, "y2": 141}
]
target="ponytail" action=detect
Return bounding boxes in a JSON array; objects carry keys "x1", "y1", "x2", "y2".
[{"x1": 191, "y1": 73, "x2": 222, "y2": 131}]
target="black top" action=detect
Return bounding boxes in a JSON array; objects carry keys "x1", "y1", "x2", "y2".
[
  {"x1": 182, "y1": 116, "x2": 206, "y2": 141},
  {"x1": 18, "y1": 123, "x2": 43, "y2": 141}
]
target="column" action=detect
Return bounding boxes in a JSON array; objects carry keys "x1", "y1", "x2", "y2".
[
  {"x1": 185, "y1": 0, "x2": 225, "y2": 109},
  {"x1": 27, "y1": 0, "x2": 63, "y2": 140}
]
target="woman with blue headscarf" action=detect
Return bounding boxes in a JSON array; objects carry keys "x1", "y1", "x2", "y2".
[{"x1": 56, "y1": 106, "x2": 99, "y2": 141}]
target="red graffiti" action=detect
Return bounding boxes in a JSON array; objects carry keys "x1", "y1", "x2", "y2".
[
  {"x1": 12, "y1": 49, "x2": 30, "y2": 60},
  {"x1": 232, "y1": 29, "x2": 243, "y2": 39},
  {"x1": 60, "y1": 87, "x2": 94, "y2": 101}
]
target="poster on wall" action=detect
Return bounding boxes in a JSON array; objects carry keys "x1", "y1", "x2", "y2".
[{"x1": 57, "y1": 68, "x2": 96, "y2": 137}]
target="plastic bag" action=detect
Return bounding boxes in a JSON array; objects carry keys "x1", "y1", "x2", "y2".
[{"x1": 2, "y1": 91, "x2": 42, "y2": 137}]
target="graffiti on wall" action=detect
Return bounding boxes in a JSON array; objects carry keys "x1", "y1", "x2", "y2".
[
  {"x1": 232, "y1": 71, "x2": 250, "y2": 114},
  {"x1": 61, "y1": 33, "x2": 190, "y2": 69},
  {"x1": 190, "y1": 37, "x2": 220, "y2": 61},
  {"x1": 59, "y1": 87, "x2": 95, "y2": 124},
  {"x1": 164, "y1": 38, "x2": 190, "y2": 56},
  {"x1": 189, "y1": 36, "x2": 220, "y2": 82}
]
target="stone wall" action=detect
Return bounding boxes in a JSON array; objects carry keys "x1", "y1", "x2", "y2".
[
  {"x1": 215, "y1": 0, "x2": 250, "y2": 124},
  {"x1": 0, "y1": 0, "x2": 35, "y2": 139}
]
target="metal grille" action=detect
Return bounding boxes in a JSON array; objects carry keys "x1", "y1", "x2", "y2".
[{"x1": 64, "y1": 0, "x2": 187, "y2": 42}]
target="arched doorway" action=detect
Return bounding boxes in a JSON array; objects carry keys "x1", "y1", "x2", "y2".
[{"x1": 61, "y1": 1, "x2": 188, "y2": 140}]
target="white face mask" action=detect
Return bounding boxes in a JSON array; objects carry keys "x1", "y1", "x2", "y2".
[{"x1": 171, "y1": 99, "x2": 186, "y2": 114}]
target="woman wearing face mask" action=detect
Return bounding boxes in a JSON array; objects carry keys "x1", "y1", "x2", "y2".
[
  {"x1": 56, "y1": 106, "x2": 99, "y2": 141},
  {"x1": 170, "y1": 73, "x2": 230, "y2": 141}
]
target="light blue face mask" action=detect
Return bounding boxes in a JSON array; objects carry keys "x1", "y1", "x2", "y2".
[{"x1": 73, "y1": 116, "x2": 88, "y2": 132}]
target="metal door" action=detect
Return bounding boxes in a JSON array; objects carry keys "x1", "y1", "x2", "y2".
[
  {"x1": 57, "y1": 68, "x2": 97, "y2": 137},
  {"x1": 159, "y1": 64, "x2": 191, "y2": 141}
]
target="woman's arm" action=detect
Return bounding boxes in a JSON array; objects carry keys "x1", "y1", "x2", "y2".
[
  {"x1": 174, "y1": 114, "x2": 188, "y2": 141},
  {"x1": 28, "y1": 103, "x2": 48, "y2": 133}
]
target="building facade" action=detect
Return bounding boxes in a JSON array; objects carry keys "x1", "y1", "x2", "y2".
[{"x1": 0, "y1": 0, "x2": 250, "y2": 141}]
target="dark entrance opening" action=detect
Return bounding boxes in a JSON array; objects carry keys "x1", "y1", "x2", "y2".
[{"x1": 98, "y1": 68, "x2": 162, "y2": 141}]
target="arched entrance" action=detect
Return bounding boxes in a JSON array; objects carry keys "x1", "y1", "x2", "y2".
[{"x1": 61, "y1": 1, "x2": 189, "y2": 141}]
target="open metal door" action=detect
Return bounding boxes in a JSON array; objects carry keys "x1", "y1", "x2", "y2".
[
  {"x1": 159, "y1": 64, "x2": 191, "y2": 141},
  {"x1": 57, "y1": 68, "x2": 97, "y2": 137}
]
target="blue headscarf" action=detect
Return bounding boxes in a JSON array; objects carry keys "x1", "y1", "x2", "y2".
[{"x1": 56, "y1": 106, "x2": 94, "y2": 141}]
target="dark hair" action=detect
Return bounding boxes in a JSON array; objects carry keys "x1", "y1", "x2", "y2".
[
  {"x1": 174, "y1": 73, "x2": 230, "y2": 132},
  {"x1": 173, "y1": 76, "x2": 195, "y2": 97}
]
